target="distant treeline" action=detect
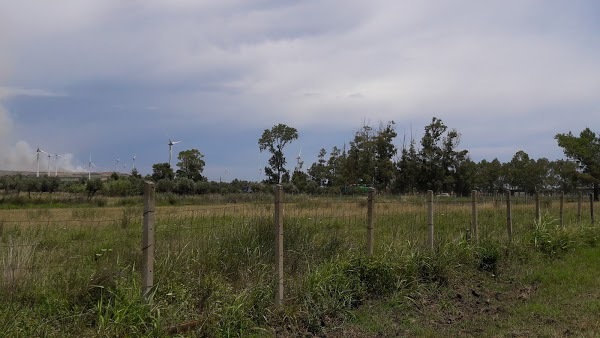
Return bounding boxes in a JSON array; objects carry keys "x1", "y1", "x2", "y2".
[{"x1": 1, "y1": 117, "x2": 598, "y2": 199}]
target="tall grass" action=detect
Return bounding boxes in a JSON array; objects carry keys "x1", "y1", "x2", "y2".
[{"x1": 0, "y1": 195, "x2": 597, "y2": 336}]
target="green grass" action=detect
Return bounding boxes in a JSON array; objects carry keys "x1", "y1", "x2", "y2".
[{"x1": 0, "y1": 195, "x2": 597, "y2": 336}]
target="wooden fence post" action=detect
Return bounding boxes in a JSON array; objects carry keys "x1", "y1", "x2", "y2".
[
  {"x1": 559, "y1": 191, "x2": 564, "y2": 228},
  {"x1": 142, "y1": 181, "x2": 156, "y2": 301},
  {"x1": 274, "y1": 184, "x2": 284, "y2": 306},
  {"x1": 578, "y1": 192, "x2": 582, "y2": 224},
  {"x1": 506, "y1": 190, "x2": 513, "y2": 243},
  {"x1": 535, "y1": 191, "x2": 541, "y2": 223},
  {"x1": 471, "y1": 190, "x2": 478, "y2": 244},
  {"x1": 591, "y1": 193, "x2": 595, "y2": 225},
  {"x1": 427, "y1": 190, "x2": 434, "y2": 251},
  {"x1": 367, "y1": 188, "x2": 375, "y2": 256}
]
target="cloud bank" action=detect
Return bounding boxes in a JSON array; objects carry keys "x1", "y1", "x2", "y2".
[{"x1": 1, "y1": 1, "x2": 599, "y2": 178}]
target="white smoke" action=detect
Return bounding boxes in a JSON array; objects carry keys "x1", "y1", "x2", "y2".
[{"x1": 0, "y1": 104, "x2": 85, "y2": 174}]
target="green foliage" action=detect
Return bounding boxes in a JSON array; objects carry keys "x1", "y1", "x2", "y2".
[
  {"x1": 258, "y1": 123, "x2": 299, "y2": 184},
  {"x1": 530, "y1": 215, "x2": 575, "y2": 257},
  {"x1": 151, "y1": 162, "x2": 174, "y2": 181},
  {"x1": 175, "y1": 149, "x2": 206, "y2": 181},
  {"x1": 555, "y1": 128, "x2": 600, "y2": 200},
  {"x1": 344, "y1": 121, "x2": 397, "y2": 191},
  {"x1": 86, "y1": 178, "x2": 103, "y2": 199},
  {"x1": 475, "y1": 240, "x2": 502, "y2": 273}
]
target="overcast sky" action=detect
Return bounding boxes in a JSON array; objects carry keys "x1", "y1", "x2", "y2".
[{"x1": 1, "y1": 0, "x2": 599, "y2": 181}]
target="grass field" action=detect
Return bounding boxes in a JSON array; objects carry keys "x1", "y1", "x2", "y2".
[{"x1": 0, "y1": 193, "x2": 597, "y2": 336}]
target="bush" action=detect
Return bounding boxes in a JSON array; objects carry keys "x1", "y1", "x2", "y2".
[
  {"x1": 155, "y1": 179, "x2": 174, "y2": 193},
  {"x1": 530, "y1": 214, "x2": 575, "y2": 257}
]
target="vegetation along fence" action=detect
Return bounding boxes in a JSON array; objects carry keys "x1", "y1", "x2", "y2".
[{"x1": 0, "y1": 182, "x2": 596, "y2": 334}]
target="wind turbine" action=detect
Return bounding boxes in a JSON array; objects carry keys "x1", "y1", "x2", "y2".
[
  {"x1": 36, "y1": 148, "x2": 43, "y2": 177},
  {"x1": 168, "y1": 138, "x2": 181, "y2": 167},
  {"x1": 294, "y1": 146, "x2": 304, "y2": 172},
  {"x1": 54, "y1": 154, "x2": 63, "y2": 177},
  {"x1": 88, "y1": 155, "x2": 96, "y2": 180},
  {"x1": 38, "y1": 150, "x2": 51, "y2": 176},
  {"x1": 115, "y1": 158, "x2": 120, "y2": 173},
  {"x1": 132, "y1": 154, "x2": 136, "y2": 170}
]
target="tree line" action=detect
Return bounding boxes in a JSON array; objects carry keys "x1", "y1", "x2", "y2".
[
  {"x1": 259, "y1": 118, "x2": 599, "y2": 200},
  {"x1": 0, "y1": 116, "x2": 597, "y2": 200}
]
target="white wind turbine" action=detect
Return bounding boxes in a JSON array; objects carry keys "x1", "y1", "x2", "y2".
[
  {"x1": 168, "y1": 138, "x2": 181, "y2": 167},
  {"x1": 35, "y1": 148, "x2": 44, "y2": 177},
  {"x1": 132, "y1": 154, "x2": 136, "y2": 170},
  {"x1": 115, "y1": 158, "x2": 120, "y2": 173},
  {"x1": 88, "y1": 155, "x2": 96, "y2": 180},
  {"x1": 54, "y1": 154, "x2": 63, "y2": 177},
  {"x1": 294, "y1": 146, "x2": 304, "y2": 172},
  {"x1": 38, "y1": 150, "x2": 52, "y2": 176}
]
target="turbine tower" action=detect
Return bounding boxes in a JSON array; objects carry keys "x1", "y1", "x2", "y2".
[
  {"x1": 168, "y1": 138, "x2": 181, "y2": 167},
  {"x1": 88, "y1": 155, "x2": 96, "y2": 180},
  {"x1": 115, "y1": 158, "x2": 120, "y2": 173},
  {"x1": 294, "y1": 146, "x2": 304, "y2": 172},
  {"x1": 54, "y1": 154, "x2": 62, "y2": 177},
  {"x1": 132, "y1": 154, "x2": 136, "y2": 170},
  {"x1": 36, "y1": 148, "x2": 43, "y2": 178},
  {"x1": 39, "y1": 150, "x2": 51, "y2": 176}
]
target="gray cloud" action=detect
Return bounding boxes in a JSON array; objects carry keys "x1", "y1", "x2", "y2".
[{"x1": 1, "y1": 1, "x2": 599, "y2": 177}]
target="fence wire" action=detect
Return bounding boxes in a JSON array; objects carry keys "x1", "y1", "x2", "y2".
[{"x1": 0, "y1": 193, "x2": 595, "y2": 292}]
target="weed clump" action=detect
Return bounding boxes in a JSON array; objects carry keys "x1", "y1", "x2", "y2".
[{"x1": 530, "y1": 215, "x2": 575, "y2": 257}]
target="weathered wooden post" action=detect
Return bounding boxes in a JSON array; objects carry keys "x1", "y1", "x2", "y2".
[
  {"x1": 274, "y1": 184, "x2": 284, "y2": 305},
  {"x1": 559, "y1": 191, "x2": 565, "y2": 228},
  {"x1": 471, "y1": 190, "x2": 479, "y2": 244},
  {"x1": 367, "y1": 188, "x2": 375, "y2": 256},
  {"x1": 427, "y1": 190, "x2": 434, "y2": 251},
  {"x1": 535, "y1": 191, "x2": 541, "y2": 223},
  {"x1": 506, "y1": 190, "x2": 513, "y2": 243},
  {"x1": 142, "y1": 181, "x2": 156, "y2": 301}
]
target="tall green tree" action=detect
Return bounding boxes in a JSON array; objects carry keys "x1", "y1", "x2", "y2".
[
  {"x1": 373, "y1": 121, "x2": 398, "y2": 191},
  {"x1": 555, "y1": 128, "x2": 600, "y2": 200},
  {"x1": 394, "y1": 138, "x2": 420, "y2": 193},
  {"x1": 258, "y1": 124, "x2": 299, "y2": 184},
  {"x1": 307, "y1": 148, "x2": 328, "y2": 186},
  {"x1": 344, "y1": 121, "x2": 397, "y2": 190},
  {"x1": 151, "y1": 162, "x2": 175, "y2": 181},
  {"x1": 418, "y1": 117, "x2": 468, "y2": 193},
  {"x1": 326, "y1": 146, "x2": 345, "y2": 187},
  {"x1": 473, "y1": 159, "x2": 504, "y2": 193},
  {"x1": 176, "y1": 149, "x2": 206, "y2": 181}
]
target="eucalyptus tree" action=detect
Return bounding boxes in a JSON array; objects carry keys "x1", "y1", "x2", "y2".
[
  {"x1": 258, "y1": 124, "x2": 299, "y2": 184},
  {"x1": 417, "y1": 117, "x2": 468, "y2": 193},
  {"x1": 555, "y1": 128, "x2": 600, "y2": 200}
]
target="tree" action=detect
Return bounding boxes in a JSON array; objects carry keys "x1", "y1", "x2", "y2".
[
  {"x1": 418, "y1": 117, "x2": 469, "y2": 193},
  {"x1": 394, "y1": 137, "x2": 420, "y2": 194},
  {"x1": 176, "y1": 149, "x2": 206, "y2": 181},
  {"x1": 344, "y1": 121, "x2": 397, "y2": 191},
  {"x1": 373, "y1": 121, "x2": 397, "y2": 191},
  {"x1": 555, "y1": 128, "x2": 600, "y2": 200},
  {"x1": 473, "y1": 159, "x2": 504, "y2": 193},
  {"x1": 86, "y1": 178, "x2": 103, "y2": 199},
  {"x1": 151, "y1": 163, "x2": 175, "y2": 181},
  {"x1": 258, "y1": 124, "x2": 299, "y2": 184},
  {"x1": 307, "y1": 148, "x2": 328, "y2": 186},
  {"x1": 130, "y1": 168, "x2": 142, "y2": 179}
]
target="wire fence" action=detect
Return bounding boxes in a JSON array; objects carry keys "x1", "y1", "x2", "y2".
[{"x1": 0, "y1": 187, "x2": 596, "y2": 302}]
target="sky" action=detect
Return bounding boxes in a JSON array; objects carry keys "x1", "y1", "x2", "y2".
[{"x1": 1, "y1": 0, "x2": 599, "y2": 181}]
